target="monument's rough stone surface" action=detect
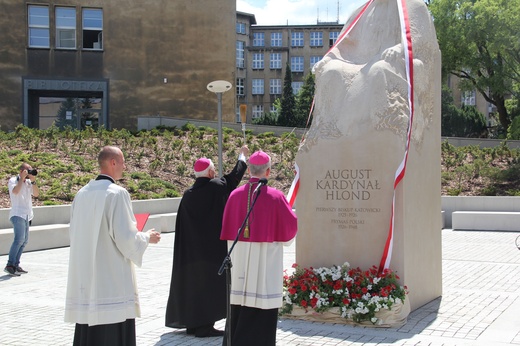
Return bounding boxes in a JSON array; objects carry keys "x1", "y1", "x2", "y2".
[{"x1": 295, "y1": 0, "x2": 441, "y2": 311}]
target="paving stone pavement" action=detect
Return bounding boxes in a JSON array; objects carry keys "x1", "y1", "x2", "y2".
[{"x1": 1, "y1": 229, "x2": 519, "y2": 346}]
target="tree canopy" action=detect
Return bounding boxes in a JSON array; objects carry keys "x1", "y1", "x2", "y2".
[{"x1": 429, "y1": 0, "x2": 520, "y2": 129}]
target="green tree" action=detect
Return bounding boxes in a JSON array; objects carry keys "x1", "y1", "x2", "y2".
[
  {"x1": 278, "y1": 62, "x2": 296, "y2": 127},
  {"x1": 441, "y1": 85, "x2": 487, "y2": 137},
  {"x1": 294, "y1": 73, "x2": 315, "y2": 128},
  {"x1": 429, "y1": 0, "x2": 520, "y2": 129}
]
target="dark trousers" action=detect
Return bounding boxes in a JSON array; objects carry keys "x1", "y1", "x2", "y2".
[
  {"x1": 73, "y1": 319, "x2": 136, "y2": 346},
  {"x1": 223, "y1": 305, "x2": 278, "y2": 346}
]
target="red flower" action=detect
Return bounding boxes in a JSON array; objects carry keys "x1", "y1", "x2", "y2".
[
  {"x1": 310, "y1": 297, "x2": 318, "y2": 307},
  {"x1": 300, "y1": 284, "x2": 307, "y2": 291},
  {"x1": 361, "y1": 287, "x2": 368, "y2": 294},
  {"x1": 342, "y1": 298, "x2": 350, "y2": 305},
  {"x1": 289, "y1": 288, "x2": 297, "y2": 295},
  {"x1": 300, "y1": 300, "x2": 308, "y2": 307}
]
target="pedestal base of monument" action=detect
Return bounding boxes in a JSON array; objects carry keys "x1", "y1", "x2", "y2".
[{"x1": 281, "y1": 299, "x2": 410, "y2": 328}]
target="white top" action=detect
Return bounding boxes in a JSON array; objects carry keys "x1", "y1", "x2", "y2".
[
  {"x1": 228, "y1": 239, "x2": 294, "y2": 310},
  {"x1": 65, "y1": 179, "x2": 150, "y2": 326},
  {"x1": 8, "y1": 176, "x2": 34, "y2": 221}
]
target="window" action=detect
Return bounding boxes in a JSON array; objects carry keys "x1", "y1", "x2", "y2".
[
  {"x1": 291, "y1": 56, "x2": 304, "y2": 72},
  {"x1": 329, "y1": 31, "x2": 340, "y2": 47},
  {"x1": 253, "y1": 32, "x2": 265, "y2": 47},
  {"x1": 236, "y1": 78, "x2": 245, "y2": 96},
  {"x1": 236, "y1": 41, "x2": 245, "y2": 68},
  {"x1": 236, "y1": 22, "x2": 246, "y2": 34},
  {"x1": 310, "y1": 56, "x2": 322, "y2": 69},
  {"x1": 292, "y1": 82, "x2": 303, "y2": 95},
  {"x1": 270, "y1": 104, "x2": 278, "y2": 114},
  {"x1": 310, "y1": 32, "x2": 323, "y2": 46},
  {"x1": 252, "y1": 105, "x2": 264, "y2": 119},
  {"x1": 252, "y1": 79, "x2": 264, "y2": 95},
  {"x1": 28, "y1": 5, "x2": 50, "y2": 48},
  {"x1": 271, "y1": 32, "x2": 282, "y2": 47},
  {"x1": 270, "y1": 53, "x2": 282, "y2": 69},
  {"x1": 291, "y1": 32, "x2": 304, "y2": 47},
  {"x1": 462, "y1": 90, "x2": 476, "y2": 106},
  {"x1": 252, "y1": 53, "x2": 264, "y2": 69},
  {"x1": 270, "y1": 79, "x2": 282, "y2": 95},
  {"x1": 56, "y1": 7, "x2": 76, "y2": 49},
  {"x1": 82, "y1": 8, "x2": 103, "y2": 50}
]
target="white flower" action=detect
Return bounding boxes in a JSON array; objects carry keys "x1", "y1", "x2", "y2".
[
  {"x1": 371, "y1": 317, "x2": 378, "y2": 323},
  {"x1": 340, "y1": 306, "x2": 348, "y2": 318}
]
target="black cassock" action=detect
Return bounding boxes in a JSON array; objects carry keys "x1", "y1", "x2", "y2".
[{"x1": 165, "y1": 160, "x2": 247, "y2": 330}]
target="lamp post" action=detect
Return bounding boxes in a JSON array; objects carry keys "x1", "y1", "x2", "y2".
[{"x1": 207, "y1": 80, "x2": 232, "y2": 177}]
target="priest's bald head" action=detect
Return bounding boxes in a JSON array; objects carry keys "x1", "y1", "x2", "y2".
[{"x1": 98, "y1": 146, "x2": 126, "y2": 181}]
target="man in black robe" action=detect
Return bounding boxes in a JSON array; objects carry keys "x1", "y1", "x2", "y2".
[{"x1": 165, "y1": 146, "x2": 248, "y2": 337}]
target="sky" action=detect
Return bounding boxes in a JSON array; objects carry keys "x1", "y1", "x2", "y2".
[{"x1": 237, "y1": 0, "x2": 368, "y2": 26}]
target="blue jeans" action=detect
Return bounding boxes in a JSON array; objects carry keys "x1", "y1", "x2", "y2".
[{"x1": 7, "y1": 216, "x2": 29, "y2": 267}]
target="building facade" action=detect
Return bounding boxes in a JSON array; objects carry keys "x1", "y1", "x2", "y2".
[
  {"x1": 235, "y1": 13, "x2": 343, "y2": 122},
  {"x1": 0, "y1": 0, "x2": 236, "y2": 131}
]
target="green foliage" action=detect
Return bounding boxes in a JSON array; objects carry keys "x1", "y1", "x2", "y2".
[
  {"x1": 429, "y1": 0, "x2": 520, "y2": 129},
  {"x1": 294, "y1": 73, "x2": 315, "y2": 127},
  {"x1": 507, "y1": 116, "x2": 520, "y2": 140},
  {"x1": 181, "y1": 122, "x2": 197, "y2": 132},
  {"x1": 441, "y1": 86, "x2": 487, "y2": 137},
  {"x1": 253, "y1": 111, "x2": 278, "y2": 126},
  {"x1": 257, "y1": 132, "x2": 275, "y2": 138}
]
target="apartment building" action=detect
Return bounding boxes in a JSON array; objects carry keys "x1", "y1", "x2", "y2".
[
  {"x1": 0, "y1": 0, "x2": 236, "y2": 131},
  {"x1": 235, "y1": 12, "x2": 343, "y2": 122}
]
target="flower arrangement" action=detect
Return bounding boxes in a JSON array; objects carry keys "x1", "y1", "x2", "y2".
[{"x1": 280, "y1": 262, "x2": 408, "y2": 325}]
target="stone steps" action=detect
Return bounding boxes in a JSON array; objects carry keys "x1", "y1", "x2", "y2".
[{"x1": 0, "y1": 198, "x2": 181, "y2": 256}]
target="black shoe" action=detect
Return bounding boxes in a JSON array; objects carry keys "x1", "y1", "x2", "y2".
[
  {"x1": 4, "y1": 266, "x2": 21, "y2": 277},
  {"x1": 195, "y1": 327, "x2": 225, "y2": 338},
  {"x1": 15, "y1": 266, "x2": 28, "y2": 274},
  {"x1": 186, "y1": 328, "x2": 196, "y2": 335}
]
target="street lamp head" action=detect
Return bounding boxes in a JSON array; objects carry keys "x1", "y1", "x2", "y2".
[{"x1": 207, "y1": 80, "x2": 232, "y2": 94}]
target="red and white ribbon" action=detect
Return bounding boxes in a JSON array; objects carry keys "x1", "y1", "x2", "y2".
[
  {"x1": 378, "y1": 0, "x2": 415, "y2": 273},
  {"x1": 286, "y1": 163, "x2": 300, "y2": 207}
]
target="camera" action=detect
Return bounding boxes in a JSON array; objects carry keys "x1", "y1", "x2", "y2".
[{"x1": 27, "y1": 169, "x2": 38, "y2": 176}]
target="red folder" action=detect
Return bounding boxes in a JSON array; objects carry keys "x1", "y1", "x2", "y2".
[{"x1": 134, "y1": 213, "x2": 150, "y2": 232}]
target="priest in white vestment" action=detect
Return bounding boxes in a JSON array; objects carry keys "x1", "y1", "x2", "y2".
[{"x1": 65, "y1": 146, "x2": 161, "y2": 346}]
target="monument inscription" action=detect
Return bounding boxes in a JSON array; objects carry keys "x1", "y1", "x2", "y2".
[
  {"x1": 313, "y1": 168, "x2": 382, "y2": 231},
  {"x1": 316, "y1": 169, "x2": 380, "y2": 201}
]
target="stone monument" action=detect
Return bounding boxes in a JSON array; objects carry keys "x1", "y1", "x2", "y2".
[{"x1": 294, "y1": 0, "x2": 442, "y2": 311}]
